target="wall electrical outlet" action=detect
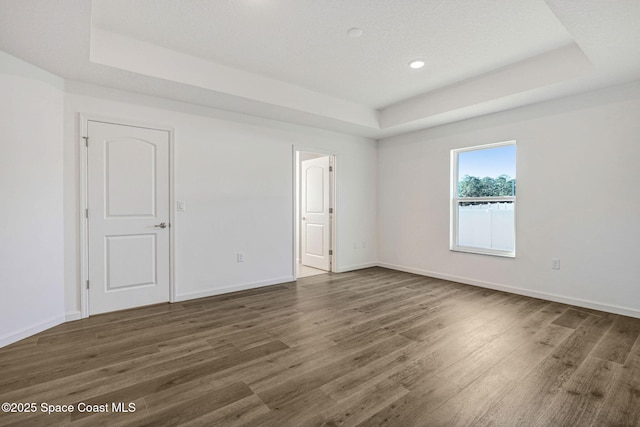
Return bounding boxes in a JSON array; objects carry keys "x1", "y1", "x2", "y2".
[
  {"x1": 237, "y1": 252, "x2": 244, "y2": 262},
  {"x1": 551, "y1": 258, "x2": 560, "y2": 270}
]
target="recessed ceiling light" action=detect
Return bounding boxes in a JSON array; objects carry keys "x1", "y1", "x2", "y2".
[
  {"x1": 409, "y1": 59, "x2": 425, "y2": 69},
  {"x1": 347, "y1": 28, "x2": 363, "y2": 38}
]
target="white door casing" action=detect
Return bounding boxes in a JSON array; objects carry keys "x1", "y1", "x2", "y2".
[
  {"x1": 301, "y1": 156, "x2": 331, "y2": 271},
  {"x1": 87, "y1": 121, "x2": 170, "y2": 315}
]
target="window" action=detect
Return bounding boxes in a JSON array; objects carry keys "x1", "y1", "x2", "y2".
[{"x1": 451, "y1": 141, "x2": 516, "y2": 257}]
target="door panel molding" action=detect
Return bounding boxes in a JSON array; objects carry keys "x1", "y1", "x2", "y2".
[
  {"x1": 104, "y1": 138, "x2": 157, "y2": 218},
  {"x1": 79, "y1": 114, "x2": 175, "y2": 318}
]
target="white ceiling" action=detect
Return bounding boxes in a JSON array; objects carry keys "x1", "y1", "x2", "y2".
[
  {"x1": 91, "y1": 0, "x2": 574, "y2": 108},
  {"x1": 1, "y1": 0, "x2": 639, "y2": 138}
]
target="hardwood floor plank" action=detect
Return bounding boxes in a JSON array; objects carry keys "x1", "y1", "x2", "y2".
[
  {"x1": 0, "y1": 344, "x2": 161, "y2": 391},
  {"x1": 0, "y1": 268, "x2": 637, "y2": 426},
  {"x1": 591, "y1": 314, "x2": 640, "y2": 364},
  {"x1": 256, "y1": 335, "x2": 412, "y2": 409},
  {"x1": 551, "y1": 307, "x2": 590, "y2": 329},
  {"x1": 426, "y1": 318, "x2": 575, "y2": 426},
  {"x1": 533, "y1": 356, "x2": 621, "y2": 427},
  {"x1": 119, "y1": 381, "x2": 253, "y2": 427},
  {"x1": 428, "y1": 301, "x2": 562, "y2": 389},
  {"x1": 473, "y1": 314, "x2": 614, "y2": 426},
  {"x1": 590, "y1": 339, "x2": 640, "y2": 426},
  {"x1": 356, "y1": 375, "x2": 461, "y2": 426},
  {"x1": 180, "y1": 394, "x2": 269, "y2": 427},
  {"x1": 319, "y1": 340, "x2": 418, "y2": 402},
  {"x1": 219, "y1": 341, "x2": 356, "y2": 394},
  {"x1": 0, "y1": 339, "x2": 217, "y2": 404},
  {"x1": 0, "y1": 410, "x2": 72, "y2": 427},
  {"x1": 63, "y1": 398, "x2": 148, "y2": 427},
  {"x1": 244, "y1": 388, "x2": 335, "y2": 427},
  {"x1": 361, "y1": 302, "x2": 570, "y2": 426},
  {"x1": 327, "y1": 288, "x2": 480, "y2": 345},
  {"x1": 398, "y1": 292, "x2": 516, "y2": 342},
  {"x1": 390, "y1": 295, "x2": 543, "y2": 390},
  {"x1": 318, "y1": 378, "x2": 408, "y2": 426},
  {"x1": 425, "y1": 371, "x2": 516, "y2": 427},
  {"x1": 68, "y1": 340, "x2": 288, "y2": 420}
]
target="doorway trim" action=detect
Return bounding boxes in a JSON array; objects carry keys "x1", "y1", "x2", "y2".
[
  {"x1": 293, "y1": 146, "x2": 337, "y2": 278},
  {"x1": 78, "y1": 114, "x2": 176, "y2": 318}
]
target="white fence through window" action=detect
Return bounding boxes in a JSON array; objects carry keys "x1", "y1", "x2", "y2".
[{"x1": 457, "y1": 202, "x2": 514, "y2": 251}]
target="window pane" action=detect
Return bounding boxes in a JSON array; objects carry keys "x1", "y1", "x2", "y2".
[
  {"x1": 457, "y1": 201, "x2": 514, "y2": 251},
  {"x1": 458, "y1": 145, "x2": 516, "y2": 197}
]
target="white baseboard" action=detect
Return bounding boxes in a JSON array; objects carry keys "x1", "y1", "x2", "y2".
[
  {"x1": 0, "y1": 315, "x2": 65, "y2": 348},
  {"x1": 334, "y1": 262, "x2": 378, "y2": 273},
  {"x1": 65, "y1": 311, "x2": 82, "y2": 322},
  {"x1": 378, "y1": 262, "x2": 640, "y2": 319},
  {"x1": 174, "y1": 276, "x2": 296, "y2": 302}
]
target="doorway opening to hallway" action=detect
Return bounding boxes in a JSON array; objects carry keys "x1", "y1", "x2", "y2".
[{"x1": 295, "y1": 150, "x2": 336, "y2": 279}]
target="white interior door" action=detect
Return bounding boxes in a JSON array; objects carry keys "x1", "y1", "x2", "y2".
[
  {"x1": 301, "y1": 156, "x2": 331, "y2": 271},
  {"x1": 87, "y1": 121, "x2": 170, "y2": 315}
]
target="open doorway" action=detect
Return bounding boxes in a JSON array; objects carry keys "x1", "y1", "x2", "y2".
[{"x1": 295, "y1": 150, "x2": 335, "y2": 279}]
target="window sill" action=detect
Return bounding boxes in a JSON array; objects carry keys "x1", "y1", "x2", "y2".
[{"x1": 451, "y1": 246, "x2": 515, "y2": 258}]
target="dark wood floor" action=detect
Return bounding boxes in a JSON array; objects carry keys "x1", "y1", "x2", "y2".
[{"x1": 1, "y1": 267, "x2": 640, "y2": 426}]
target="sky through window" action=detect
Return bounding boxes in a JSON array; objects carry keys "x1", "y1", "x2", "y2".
[{"x1": 458, "y1": 145, "x2": 516, "y2": 179}]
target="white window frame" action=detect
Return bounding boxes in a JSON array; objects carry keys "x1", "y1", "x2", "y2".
[{"x1": 450, "y1": 141, "x2": 516, "y2": 258}]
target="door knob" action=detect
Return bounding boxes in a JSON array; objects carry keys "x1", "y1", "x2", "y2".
[{"x1": 154, "y1": 222, "x2": 167, "y2": 229}]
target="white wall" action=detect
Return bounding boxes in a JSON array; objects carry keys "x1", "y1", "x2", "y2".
[
  {"x1": 63, "y1": 84, "x2": 377, "y2": 316},
  {"x1": 378, "y1": 81, "x2": 640, "y2": 318},
  {"x1": 0, "y1": 52, "x2": 65, "y2": 346}
]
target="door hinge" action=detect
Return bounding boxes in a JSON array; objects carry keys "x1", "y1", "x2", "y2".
[
  {"x1": 85, "y1": 208, "x2": 89, "y2": 219},
  {"x1": 82, "y1": 136, "x2": 88, "y2": 147},
  {"x1": 329, "y1": 166, "x2": 333, "y2": 172},
  {"x1": 329, "y1": 250, "x2": 333, "y2": 255},
  {"x1": 329, "y1": 208, "x2": 333, "y2": 214},
  {"x1": 86, "y1": 280, "x2": 90, "y2": 289}
]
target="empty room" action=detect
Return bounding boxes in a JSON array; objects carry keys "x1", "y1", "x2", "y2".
[{"x1": 1, "y1": 0, "x2": 640, "y2": 425}]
